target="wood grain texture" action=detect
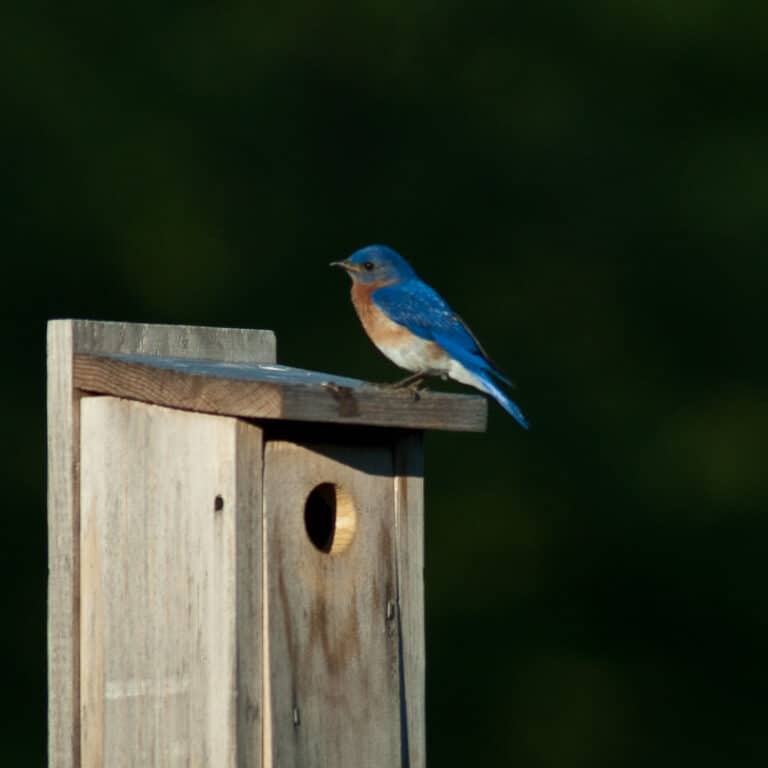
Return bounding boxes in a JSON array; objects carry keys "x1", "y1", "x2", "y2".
[
  {"x1": 48, "y1": 319, "x2": 275, "y2": 768},
  {"x1": 263, "y1": 441, "x2": 401, "y2": 767},
  {"x1": 69, "y1": 319, "x2": 276, "y2": 362},
  {"x1": 236, "y1": 418, "x2": 265, "y2": 768},
  {"x1": 80, "y1": 397, "x2": 264, "y2": 767},
  {"x1": 48, "y1": 321, "x2": 81, "y2": 768},
  {"x1": 73, "y1": 353, "x2": 488, "y2": 432},
  {"x1": 394, "y1": 434, "x2": 426, "y2": 768}
]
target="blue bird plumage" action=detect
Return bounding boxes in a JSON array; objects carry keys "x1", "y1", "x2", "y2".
[{"x1": 331, "y1": 244, "x2": 529, "y2": 429}]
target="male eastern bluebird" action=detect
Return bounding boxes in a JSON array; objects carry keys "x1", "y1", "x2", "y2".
[{"x1": 331, "y1": 244, "x2": 529, "y2": 428}]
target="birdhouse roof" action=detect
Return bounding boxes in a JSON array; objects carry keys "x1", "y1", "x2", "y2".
[{"x1": 73, "y1": 352, "x2": 487, "y2": 432}]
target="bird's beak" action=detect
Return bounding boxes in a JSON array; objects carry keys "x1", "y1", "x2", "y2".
[{"x1": 329, "y1": 260, "x2": 361, "y2": 273}]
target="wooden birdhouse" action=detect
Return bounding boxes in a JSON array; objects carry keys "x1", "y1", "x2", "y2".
[{"x1": 47, "y1": 320, "x2": 486, "y2": 768}]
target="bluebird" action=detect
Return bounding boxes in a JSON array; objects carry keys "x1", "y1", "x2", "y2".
[{"x1": 331, "y1": 244, "x2": 528, "y2": 428}]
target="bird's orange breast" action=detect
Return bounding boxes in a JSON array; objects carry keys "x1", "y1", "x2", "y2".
[
  {"x1": 350, "y1": 282, "x2": 447, "y2": 370},
  {"x1": 350, "y1": 282, "x2": 408, "y2": 347}
]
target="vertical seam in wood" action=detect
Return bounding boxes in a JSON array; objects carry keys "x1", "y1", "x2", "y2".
[
  {"x1": 72, "y1": 389, "x2": 82, "y2": 768},
  {"x1": 235, "y1": 419, "x2": 264, "y2": 768},
  {"x1": 393, "y1": 444, "x2": 411, "y2": 768},
  {"x1": 261, "y1": 437, "x2": 272, "y2": 768},
  {"x1": 394, "y1": 434, "x2": 426, "y2": 768},
  {"x1": 234, "y1": 424, "x2": 241, "y2": 768}
]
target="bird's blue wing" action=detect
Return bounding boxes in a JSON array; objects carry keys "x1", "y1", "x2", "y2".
[{"x1": 372, "y1": 279, "x2": 511, "y2": 385}]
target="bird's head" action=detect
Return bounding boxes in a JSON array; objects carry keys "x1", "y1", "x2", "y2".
[{"x1": 330, "y1": 245, "x2": 416, "y2": 286}]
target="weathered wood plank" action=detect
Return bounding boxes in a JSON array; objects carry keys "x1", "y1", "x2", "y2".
[
  {"x1": 72, "y1": 353, "x2": 488, "y2": 432},
  {"x1": 263, "y1": 441, "x2": 401, "y2": 767},
  {"x1": 80, "y1": 397, "x2": 263, "y2": 767},
  {"x1": 47, "y1": 321, "x2": 81, "y2": 768},
  {"x1": 70, "y1": 319, "x2": 276, "y2": 362},
  {"x1": 235, "y1": 418, "x2": 265, "y2": 768},
  {"x1": 48, "y1": 320, "x2": 275, "y2": 768},
  {"x1": 394, "y1": 434, "x2": 426, "y2": 768}
]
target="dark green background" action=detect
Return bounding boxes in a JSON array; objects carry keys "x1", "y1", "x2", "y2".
[{"x1": 6, "y1": 2, "x2": 768, "y2": 764}]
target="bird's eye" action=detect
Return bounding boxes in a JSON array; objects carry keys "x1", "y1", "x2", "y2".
[{"x1": 363, "y1": 261, "x2": 375, "y2": 271}]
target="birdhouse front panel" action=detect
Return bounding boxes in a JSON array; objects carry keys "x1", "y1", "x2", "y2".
[{"x1": 263, "y1": 440, "x2": 401, "y2": 766}]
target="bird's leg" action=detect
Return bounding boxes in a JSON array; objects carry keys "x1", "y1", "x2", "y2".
[
  {"x1": 389, "y1": 371, "x2": 431, "y2": 402},
  {"x1": 390, "y1": 371, "x2": 427, "y2": 389}
]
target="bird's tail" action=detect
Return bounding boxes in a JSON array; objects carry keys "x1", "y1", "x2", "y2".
[
  {"x1": 475, "y1": 373, "x2": 530, "y2": 429},
  {"x1": 432, "y1": 332, "x2": 529, "y2": 429}
]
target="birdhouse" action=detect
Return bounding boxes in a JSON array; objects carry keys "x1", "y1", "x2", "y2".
[{"x1": 47, "y1": 320, "x2": 486, "y2": 768}]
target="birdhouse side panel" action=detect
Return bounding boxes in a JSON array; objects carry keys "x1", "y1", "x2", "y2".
[
  {"x1": 80, "y1": 397, "x2": 263, "y2": 768},
  {"x1": 48, "y1": 319, "x2": 276, "y2": 768},
  {"x1": 394, "y1": 433, "x2": 426, "y2": 768}
]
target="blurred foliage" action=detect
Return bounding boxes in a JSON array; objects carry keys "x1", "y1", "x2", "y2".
[{"x1": 4, "y1": 0, "x2": 768, "y2": 764}]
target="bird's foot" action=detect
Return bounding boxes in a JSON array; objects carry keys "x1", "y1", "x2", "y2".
[
  {"x1": 400, "y1": 377, "x2": 430, "y2": 402},
  {"x1": 389, "y1": 371, "x2": 428, "y2": 390}
]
